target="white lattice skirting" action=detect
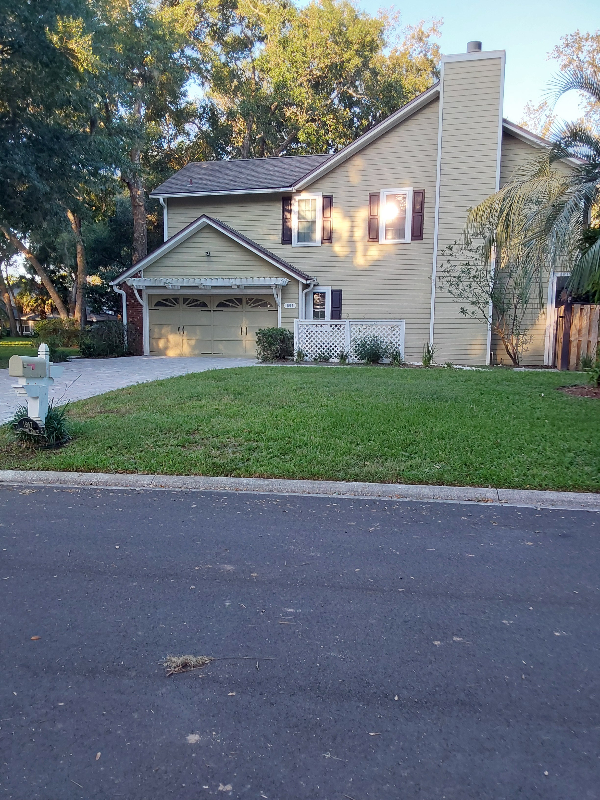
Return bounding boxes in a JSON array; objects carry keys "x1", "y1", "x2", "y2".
[{"x1": 294, "y1": 320, "x2": 405, "y2": 362}]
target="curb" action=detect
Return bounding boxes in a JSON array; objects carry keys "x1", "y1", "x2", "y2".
[{"x1": 0, "y1": 470, "x2": 599, "y2": 512}]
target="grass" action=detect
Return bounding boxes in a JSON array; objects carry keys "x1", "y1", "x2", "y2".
[
  {"x1": 0, "y1": 366, "x2": 598, "y2": 491},
  {"x1": 0, "y1": 339, "x2": 79, "y2": 368}
]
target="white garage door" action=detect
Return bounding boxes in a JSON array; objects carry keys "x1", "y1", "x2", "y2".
[{"x1": 149, "y1": 295, "x2": 278, "y2": 357}]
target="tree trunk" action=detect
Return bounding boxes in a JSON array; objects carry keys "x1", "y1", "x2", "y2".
[
  {"x1": 0, "y1": 264, "x2": 18, "y2": 336},
  {"x1": 127, "y1": 166, "x2": 147, "y2": 265},
  {"x1": 66, "y1": 209, "x2": 87, "y2": 328},
  {"x1": 0, "y1": 226, "x2": 69, "y2": 319}
]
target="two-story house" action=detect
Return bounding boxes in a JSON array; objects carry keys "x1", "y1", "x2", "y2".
[{"x1": 113, "y1": 42, "x2": 570, "y2": 366}]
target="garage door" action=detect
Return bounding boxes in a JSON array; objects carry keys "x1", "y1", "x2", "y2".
[{"x1": 149, "y1": 295, "x2": 278, "y2": 356}]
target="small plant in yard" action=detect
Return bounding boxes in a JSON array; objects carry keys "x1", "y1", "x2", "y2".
[
  {"x1": 422, "y1": 342, "x2": 436, "y2": 367},
  {"x1": 353, "y1": 335, "x2": 389, "y2": 364},
  {"x1": 337, "y1": 350, "x2": 349, "y2": 364},
  {"x1": 256, "y1": 327, "x2": 294, "y2": 361},
  {"x1": 11, "y1": 402, "x2": 71, "y2": 448},
  {"x1": 580, "y1": 353, "x2": 594, "y2": 371},
  {"x1": 388, "y1": 347, "x2": 404, "y2": 366},
  {"x1": 444, "y1": 361, "x2": 454, "y2": 369},
  {"x1": 313, "y1": 349, "x2": 333, "y2": 362},
  {"x1": 585, "y1": 355, "x2": 600, "y2": 387},
  {"x1": 295, "y1": 349, "x2": 306, "y2": 363}
]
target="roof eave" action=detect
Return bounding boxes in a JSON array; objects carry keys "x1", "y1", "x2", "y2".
[
  {"x1": 150, "y1": 186, "x2": 295, "y2": 199},
  {"x1": 502, "y1": 119, "x2": 584, "y2": 167}
]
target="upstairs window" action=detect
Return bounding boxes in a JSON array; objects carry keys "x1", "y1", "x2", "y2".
[
  {"x1": 380, "y1": 189, "x2": 413, "y2": 243},
  {"x1": 293, "y1": 192, "x2": 322, "y2": 246},
  {"x1": 282, "y1": 194, "x2": 332, "y2": 246}
]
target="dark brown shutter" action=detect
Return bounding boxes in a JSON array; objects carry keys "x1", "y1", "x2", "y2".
[
  {"x1": 368, "y1": 193, "x2": 379, "y2": 241},
  {"x1": 322, "y1": 195, "x2": 333, "y2": 243},
  {"x1": 281, "y1": 196, "x2": 292, "y2": 244},
  {"x1": 411, "y1": 190, "x2": 425, "y2": 241},
  {"x1": 331, "y1": 289, "x2": 342, "y2": 320}
]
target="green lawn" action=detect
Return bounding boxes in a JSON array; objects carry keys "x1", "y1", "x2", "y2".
[
  {"x1": 0, "y1": 339, "x2": 78, "y2": 369},
  {"x1": 1, "y1": 366, "x2": 598, "y2": 491}
]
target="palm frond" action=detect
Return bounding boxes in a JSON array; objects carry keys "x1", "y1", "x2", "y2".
[
  {"x1": 568, "y1": 235, "x2": 600, "y2": 294},
  {"x1": 548, "y1": 68, "x2": 600, "y2": 107}
]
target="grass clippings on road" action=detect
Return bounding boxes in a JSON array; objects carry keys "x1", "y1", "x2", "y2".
[{"x1": 0, "y1": 366, "x2": 598, "y2": 491}]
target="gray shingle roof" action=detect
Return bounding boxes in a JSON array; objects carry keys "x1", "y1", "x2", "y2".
[{"x1": 150, "y1": 154, "x2": 331, "y2": 197}]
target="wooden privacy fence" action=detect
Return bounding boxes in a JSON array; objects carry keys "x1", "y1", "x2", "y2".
[{"x1": 555, "y1": 303, "x2": 599, "y2": 370}]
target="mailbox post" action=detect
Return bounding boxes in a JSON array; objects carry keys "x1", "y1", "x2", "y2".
[{"x1": 9, "y1": 343, "x2": 64, "y2": 425}]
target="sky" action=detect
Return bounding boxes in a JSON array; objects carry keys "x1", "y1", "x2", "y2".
[{"x1": 355, "y1": 0, "x2": 598, "y2": 124}]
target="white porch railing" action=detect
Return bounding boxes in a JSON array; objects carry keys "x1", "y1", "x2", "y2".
[{"x1": 294, "y1": 319, "x2": 405, "y2": 362}]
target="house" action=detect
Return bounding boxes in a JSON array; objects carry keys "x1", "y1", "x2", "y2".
[{"x1": 112, "y1": 42, "x2": 573, "y2": 365}]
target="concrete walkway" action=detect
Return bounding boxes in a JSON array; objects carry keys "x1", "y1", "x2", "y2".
[{"x1": 0, "y1": 355, "x2": 256, "y2": 424}]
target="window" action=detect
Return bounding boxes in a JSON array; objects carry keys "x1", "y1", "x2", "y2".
[
  {"x1": 292, "y1": 192, "x2": 322, "y2": 246},
  {"x1": 306, "y1": 287, "x2": 342, "y2": 320},
  {"x1": 312, "y1": 291, "x2": 326, "y2": 319},
  {"x1": 378, "y1": 189, "x2": 413, "y2": 244}
]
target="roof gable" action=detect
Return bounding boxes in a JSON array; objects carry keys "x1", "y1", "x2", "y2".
[
  {"x1": 112, "y1": 215, "x2": 313, "y2": 285},
  {"x1": 151, "y1": 84, "x2": 440, "y2": 199}
]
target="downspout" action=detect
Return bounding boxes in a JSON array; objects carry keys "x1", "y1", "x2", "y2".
[
  {"x1": 301, "y1": 279, "x2": 317, "y2": 320},
  {"x1": 159, "y1": 197, "x2": 168, "y2": 241},
  {"x1": 112, "y1": 284, "x2": 128, "y2": 349}
]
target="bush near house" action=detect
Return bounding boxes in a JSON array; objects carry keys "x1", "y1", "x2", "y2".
[
  {"x1": 255, "y1": 327, "x2": 294, "y2": 362},
  {"x1": 79, "y1": 321, "x2": 140, "y2": 358},
  {"x1": 353, "y1": 335, "x2": 389, "y2": 364},
  {"x1": 34, "y1": 319, "x2": 81, "y2": 347}
]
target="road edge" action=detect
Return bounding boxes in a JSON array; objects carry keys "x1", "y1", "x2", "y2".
[{"x1": 1, "y1": 470, "x2": 599, "y2": 511}]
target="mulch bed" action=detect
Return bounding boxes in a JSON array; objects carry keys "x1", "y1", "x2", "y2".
[{"x1": 559, "y1": 385, "x2": 600, "y2": 399}]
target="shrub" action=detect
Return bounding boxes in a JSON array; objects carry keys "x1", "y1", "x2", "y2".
[
  {"x1": 584, "y1": 352, "x2": 600, "y2": 387},
  {"x1": 79, "y1": 321, "x2": 140, "y2": 358},
  {"x1": 422, "y1": 342, "x2": 436, "y2": 367},
  {"x1": 48, "y1": 345, "x2": 72, "y2": 363},
  {"x1": 34, "y1": 318, "x2": 80, "y2": 348},
  {"x1": 11, "y1": 402, "x2": 71, "y2": 448},
  {"x1": 353, "y1": 335, "x2": 388, "y2": 364},
  {"x1": 337, "y1": 350, "x2": 349, "y2": 364},
  {"x1": 295, "y1": 349, "x2": 306, "y2": 363},
  {"x1": 255, "y1": 327, "x2": 294, "y2": 362},
  {"x1": 313, "y1": 349, "x2": 333, "y2": 362},
  {"x1": 388, "y1": 347, "x2": 404, "y2": 366}
]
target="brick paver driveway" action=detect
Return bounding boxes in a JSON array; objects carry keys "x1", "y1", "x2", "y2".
[{"x1": 0, "y1": 355, "x2": 256, "y2": 424}]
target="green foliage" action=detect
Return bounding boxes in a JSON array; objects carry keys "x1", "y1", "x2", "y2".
[
  {"x1": 337, "y1": 350, "x2": 349, "y2": 364},
  {"x1": 313, "y1": 350, "x2": 334, "y2": 362},
  {"x1": 388, "y1": 347, "x2": 404, "y2": 366},
  {"x1": 353, "y1": 335, "x2": 388, "y2": 364},
  {"x1": 11, "y1": 402, "x2": 71, "y2": 448},
  {"x1": 422, "y1": 342, "x2": 436, "y2": 367},
  {"x1": 583, "y1": 351, "x2": 600, "y2": 386},
  {"x1": 79, "y1": 320, "x2": 139, "y2": 358},
  {"x1": 34, "y1": 318, "x2": 81, "y2": 347},
  {"x1": 295, "y1": 348, "x2": 306, "y2": 363},
  {"x1": 255, "y1": 327, "x2": 294, "y2": 361}
]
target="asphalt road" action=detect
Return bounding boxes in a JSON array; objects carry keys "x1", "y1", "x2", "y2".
[{"x1": 1, "y1": 486, "x2": 599, "y2": 800}]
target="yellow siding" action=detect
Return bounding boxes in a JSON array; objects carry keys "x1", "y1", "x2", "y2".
[
  {"x1": 166, "y1": 97, "x2": 441, "y2": 361},
  {"x1": 142, "y1": 224, "x2": 300, "y2": 326},
  {"x1": 433, "y1": 56, "x2": 504, "y2": 364}
]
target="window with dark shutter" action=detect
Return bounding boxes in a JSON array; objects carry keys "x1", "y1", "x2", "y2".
[
  {"x1": 368, "y1": 193, "x2": 379, "y2": 241},
  {"x1": 411, "y1": 190, "x2": 425, "y2": 241},
  {"x1": 322, "y1": 195, "x2": 333, "y2": 243},
  {"x1": 281, "y1": 196, "x2": 292, "y2": 244},
  {"x1": 331, "y1": 289, "x2": 342, "y2": 320}
]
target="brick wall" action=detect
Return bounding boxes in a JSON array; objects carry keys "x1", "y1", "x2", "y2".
[{"x1": 123, "y1": 280, "x2": 144, "y2": 355}]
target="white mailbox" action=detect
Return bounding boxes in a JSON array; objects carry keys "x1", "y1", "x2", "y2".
[
  {"x1": 10, "y1": 343, "x2": 64, "y2": 425},
  {"x1": 9, "y1": 355, "x2": 48, "y2": 379}
]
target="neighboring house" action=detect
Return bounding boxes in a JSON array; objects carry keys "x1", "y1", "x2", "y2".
[{"x1": 113, "y1": 42, "x2": 574, "y2": 365}]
